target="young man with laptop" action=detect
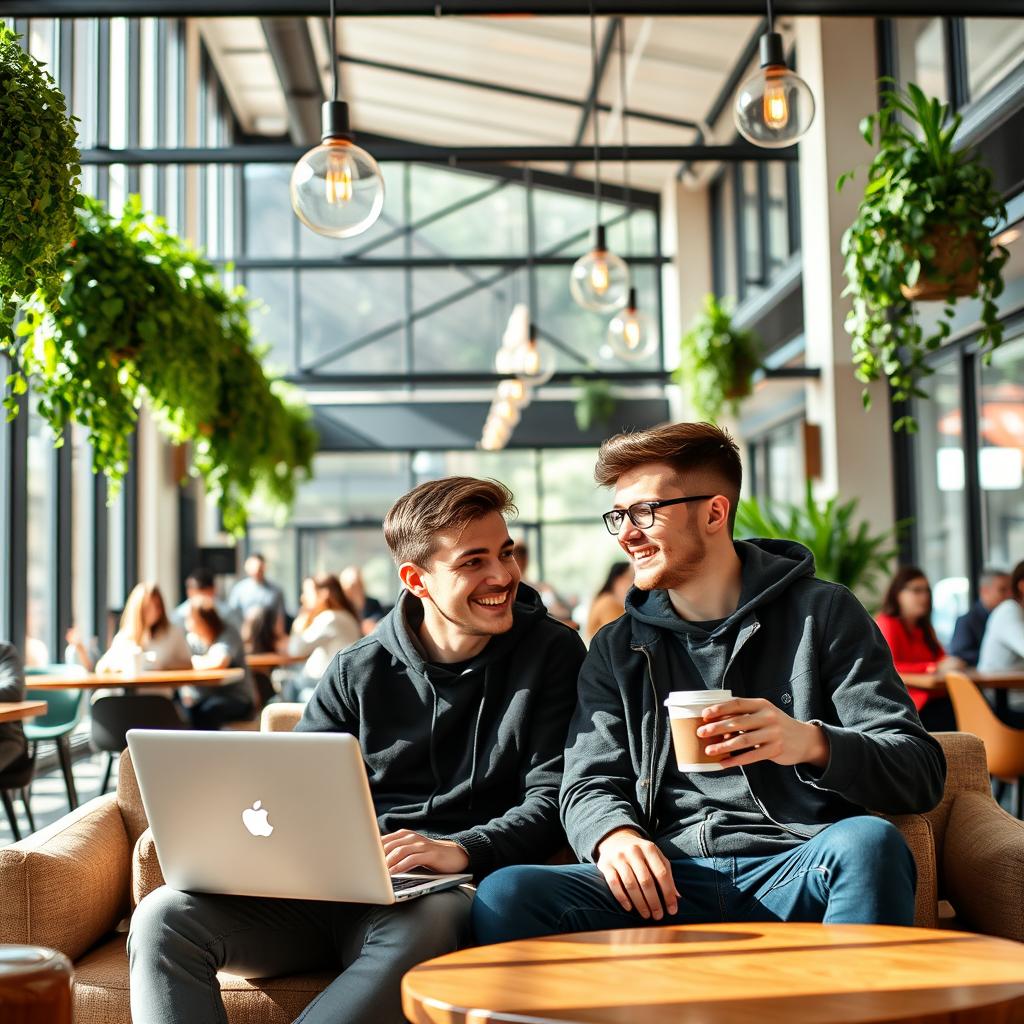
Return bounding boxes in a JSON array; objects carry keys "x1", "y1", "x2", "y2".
[
  {"x1": 128, "y1": 477, "x2": 585, "y2": 1024},
  {"x1": 471, "y1": 422, "x2": 947, "y2": 942}
]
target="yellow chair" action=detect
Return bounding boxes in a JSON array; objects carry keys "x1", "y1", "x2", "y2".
[{"x1": 945, "y1": 671, "x2": 1024, "y2": 818}]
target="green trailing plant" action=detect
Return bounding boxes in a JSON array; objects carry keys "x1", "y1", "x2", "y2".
[
  {"x1": 572, "y1": 377, "x2": 617, "y2": 431},
  {"x1": 838, "y1": 81, "x2": 1009, "y2": 432},
  {"x1": 736, "y1": 482, "x2": 904, "y2": 599},
  {"x1": 5, "y1": 195, "x2": 317, "y2": 535},
  {"x1": 0, "y1": 25, "x2": 82, "y2": 336},
  {"x1": 674, "y1": 294, "x2": 762, "y2": 422}
]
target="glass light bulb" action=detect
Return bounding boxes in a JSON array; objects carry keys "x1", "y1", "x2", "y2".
[
  {"x1": 290, "y1": 138, "x2": 384, "y2": 238},
  {"x1": 497, "y1": 378, "x2": 531, "y2": 409},
  {"x1": 607, "y1": 304, "x2": 658, "y2": 362},
  {"x1": 492, "y1": 399, "x2": 521, "y2": 427},
  {"x1": 734, "y1": 65, "x2": 815, "y2": 148},
  {"x1": 513, "y1": 338, "x2": 556, "y2": 387},
  {"x1": 570, "y1": 246, "x2": 630, "y2": 312}
]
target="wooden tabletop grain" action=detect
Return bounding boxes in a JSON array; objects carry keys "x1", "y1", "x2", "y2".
[
  {"x1": 402, "y1": 922, "x2": 1024, "y2": 1024},
  {"x1": 25, "y1": 668, "x2": 245, "y2": 690},
  {"x1": 0, "y1": 700, "x2": 49, "y2": 723}
]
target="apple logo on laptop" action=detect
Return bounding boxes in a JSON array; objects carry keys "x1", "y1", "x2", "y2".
[{"x1": 242, "y1": 800, "x2": 274, "y2": 838}]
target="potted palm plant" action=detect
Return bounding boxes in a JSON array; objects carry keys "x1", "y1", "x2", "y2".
[
  {"x1": 674, "y1": 294, "x2": 762, "y2": 423},
  {"x1": 737, "y1": 483, "x2": 903, "y2": 604},
  {"x1": 839, "y1": 81, "x2": 1009, "y2": 431}
]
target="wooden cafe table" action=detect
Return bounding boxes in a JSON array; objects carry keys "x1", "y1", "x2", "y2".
[
  {"x1": 245, "y1": 652, "x2": 306, "y2": 671},
  {"x1": 902, "y1": 669, "x2": 1024, "y2": 693},
  {"x1": 0, "y1": 700, "x2": 48, "y2": 724},
  {"x1": 25, "y1": 668, "x2": 245, "y2": 691},
  {"x1": 402, "y1": 922, "x2": 1024, "y2": 1024}
]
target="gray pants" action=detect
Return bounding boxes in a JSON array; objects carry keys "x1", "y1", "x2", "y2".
[{"x1": 128, "y1": 884, "x2": 474, "y2": 1024}]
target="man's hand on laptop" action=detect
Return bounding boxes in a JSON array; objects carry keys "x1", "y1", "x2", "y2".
[
  {"x1": 697, "y1": 697, "x2": 829, "y2": 770},
  {"x1": 381, "y1": 829, "x2": 470, "y2": 875},
  {"x1": 595, "y1": 828, "x2": 679, "y2": 921}
]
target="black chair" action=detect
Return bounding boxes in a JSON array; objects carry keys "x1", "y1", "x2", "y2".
[
  {"x1": 251, "y1": 670, "x2": 276, "y2": 711},
  {"x1": 0, "y1": 748, "x2": 36, "y2": 841},
  {"x1": 90, "y1": 695, "x2": 186, "y2": 795}
]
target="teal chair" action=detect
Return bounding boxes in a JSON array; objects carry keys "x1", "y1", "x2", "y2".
[{"x1": 24, "y1": 686, "x2": 86, "y2": 811}]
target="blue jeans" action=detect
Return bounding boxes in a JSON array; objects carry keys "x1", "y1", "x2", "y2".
[{"x1": 473, "y1": 816, "x2": 915, "y2": 945}]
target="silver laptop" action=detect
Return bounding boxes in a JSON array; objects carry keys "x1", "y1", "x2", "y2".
[{"x1": 126, "y1": 730, "x2": 472, "y2": 904}]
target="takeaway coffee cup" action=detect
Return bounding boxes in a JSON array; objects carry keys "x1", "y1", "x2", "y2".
[{"x1": 665, "y1": 690, "x2": 732, "y2": 772}]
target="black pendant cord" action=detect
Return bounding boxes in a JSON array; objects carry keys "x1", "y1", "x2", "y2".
[
  {"x1": 330, "y1": 0, "x2": 339, "y2": 102},
  {"x1": 765, "y1": 0, "x2": 774, "y2": 33},
  {"x1": 617, "y1": 18, "x2": 633, "y2": 259},
  {"x1": 588, "y1": 0, "x2": 601, "y2": 233}
]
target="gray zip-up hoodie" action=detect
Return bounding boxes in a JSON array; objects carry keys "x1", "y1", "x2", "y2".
[
  {"x1": 560, "y1": 539, "x2": 946, "y2": 862},
  {"x1": 297, "y1": 583, "x2": 585, "y2": 879}
]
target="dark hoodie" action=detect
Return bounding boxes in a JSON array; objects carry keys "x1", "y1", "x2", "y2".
[
  {"x1": 296, "y1": 583, "x2": 585, "y2": 879},
  {"x1": 560, "y1": 539, "x2": 946, "y2": 862}
]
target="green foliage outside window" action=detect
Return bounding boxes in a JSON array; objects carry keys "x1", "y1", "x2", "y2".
[
  {"x1": 6, "y1": 196, "x2": 317, "y2": 535},
  {"x1": 838, "y1": 81, "x2": 1009, "y2": 432},
  {"x1": 0, "y1": 25, "x2": 81, "y2": 337},
  {"x1": 736, "y1": 482, "x2": 904, "y2": 601}
]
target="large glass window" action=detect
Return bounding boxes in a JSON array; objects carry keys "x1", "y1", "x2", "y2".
[
  {"x1": 25, "y1": 404, "x2": 56, "y2": 665},
  {"x1": 894, "y1": 18, "x2": 948, "y2": 104},
  {"x1": 978, "y1": 333, "x2": 1024, "y2": 572},
  {"x1": 911, "y1": 357, "x2": 970, "y2": 644},
  {"x1": 964, "y1": 18, "x2": 1024, "y2": 100}
]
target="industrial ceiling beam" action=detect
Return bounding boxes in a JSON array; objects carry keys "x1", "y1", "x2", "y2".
[
  {"x1": 567, "y1": 16, "x2": 620, "y2": 174},
  {"x1": 334, "y1": 52, "x2": 701, "y2": 132},
  {"x1": 261, "y1": 18, "x2": 323, "y2": 145},
  {"x1": 6, "y1": 1, "x2": 1021, "y2": 16},
  {"x1": 78, "y1": 142, "x2": 797, "y2": 163}
]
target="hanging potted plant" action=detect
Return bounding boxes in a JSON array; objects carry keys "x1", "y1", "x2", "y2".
[
  {"x1": 7, "y1": 196, "x2": 317, "y2": 535},
  {"x1": 674, "y1": 294, "x2": 762, "y2": 423},
  {"x1": 839, "y1": 81, "x2": 1009, "y2": 431},
  {"x1": 572, "y1": 377, "x2": 618, "y2": 432},
  {"x1": 0, "y1": 25, "x2": 81, "y2": 335}
]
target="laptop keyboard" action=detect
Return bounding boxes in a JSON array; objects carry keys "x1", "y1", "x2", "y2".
[{"x1": 392, "y1": 876, "x2": 429, "y2": 893}]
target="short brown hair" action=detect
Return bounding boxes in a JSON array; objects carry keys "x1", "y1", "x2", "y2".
[
  {"x1": 384, "y1": 477, "x2": 517, "y2": 566},
  {"x1": 594, "y1": 422, "x2": 742, "y2": 533}
]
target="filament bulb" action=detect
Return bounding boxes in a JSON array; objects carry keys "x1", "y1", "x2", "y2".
[
  {"x1": 325, "y1": 148, "x2": 354, "y2": 204},
  {"x1": 763, "y1": 74, "x2": 790, "y2": 129}
]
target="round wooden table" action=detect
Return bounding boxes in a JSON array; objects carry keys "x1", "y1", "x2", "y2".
[{"x1": 402, "y1": 923, "x2": 1024, "y2": 1024}]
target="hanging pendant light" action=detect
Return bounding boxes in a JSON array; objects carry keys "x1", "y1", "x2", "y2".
[
  {"x1": 513, "y1": 324, "x2": 556, "y2": 387},
  {"x1": 604, "y1": 23, "x2": 658, "y2": 364},
  {"x1": 290, "y1": 0, "x2": 385, "y2": 237},
  {"x1": 570, "y1": 1, "x2": 629, "y2": 313},
  {"x1": 734, "y1": 0, "x2": 815, "y2": 149},
  {"x1": 608, "y1": 287, "x2": 658, "y2": 361}
]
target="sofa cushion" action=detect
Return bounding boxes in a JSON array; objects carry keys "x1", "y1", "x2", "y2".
[
  {"x1": 884, "y1": 812, "x2": 937, "y2": 928},
  {"x1": 74, "y1": 934, "x2": 338, "y2": 1024},
  {"x1": 131, "y1": 827, "x2": 165, "y2": 910},
  {"x1": 0, "y1": 793, "x2": 130, "y2": 960},
  {"x1": 117, "y1": 748, "x2": 150, "y2": 847}
]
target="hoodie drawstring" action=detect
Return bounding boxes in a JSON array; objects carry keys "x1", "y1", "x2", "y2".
[{"x1": 424, "y1": 678, "x2": 441, "y2": 816}]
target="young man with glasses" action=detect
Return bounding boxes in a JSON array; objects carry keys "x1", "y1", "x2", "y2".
[
  {"x1": 472, "y1": 422, "x2": 946, "y2": 941},
  {"x1": 129, "y1": 477, "x2": 585, "y2": 1024}
]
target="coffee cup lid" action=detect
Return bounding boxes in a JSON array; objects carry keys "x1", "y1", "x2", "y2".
[{"x1": 664, "y1": 689, "x2": 731, "y2": 706}]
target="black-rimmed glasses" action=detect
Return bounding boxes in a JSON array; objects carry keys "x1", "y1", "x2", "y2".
[{"x1": 602, "y1": 496, "x2": 715, "y2": 535}]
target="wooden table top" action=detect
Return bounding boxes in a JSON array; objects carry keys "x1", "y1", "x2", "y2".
[
  {"x1": 25, "y1": 668, "x2": 245, "y2": 690},
  {"x1": 402, "y1": 922, "x2": 1024, "y2": 1024},
  {"x1": 0, "y1": 701, "x2": 48, "y2": 723},
  {"x1": 902, "y1": 669, "x2": 1024, "y2": 691},
  {"x1": 245, "y1": 652, "x2": 306, "y2": 670}
]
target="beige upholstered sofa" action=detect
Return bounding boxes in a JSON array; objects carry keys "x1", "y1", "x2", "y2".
[{"x1": 1, "y1": 724, "x2": 1021, "y2": 1023}]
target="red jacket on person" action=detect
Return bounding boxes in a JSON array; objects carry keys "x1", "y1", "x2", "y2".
[{"x1": 875, "y1": 612, "x2": 945, "y2": 711}]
